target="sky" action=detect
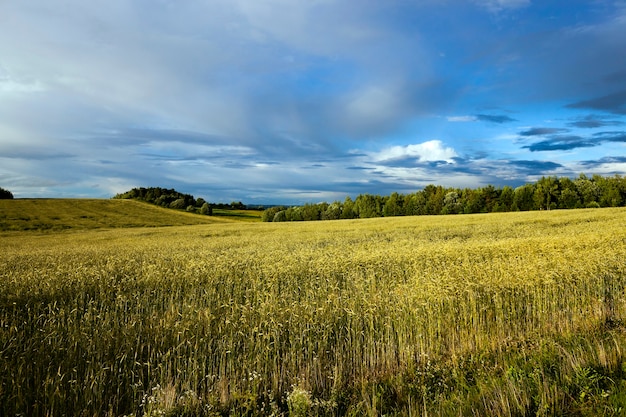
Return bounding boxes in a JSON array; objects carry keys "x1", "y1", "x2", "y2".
[{"x1": 1, "y1": 0, "x2": 626, "y2": 204}]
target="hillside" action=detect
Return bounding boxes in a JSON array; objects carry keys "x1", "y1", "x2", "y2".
[{"x1": 0, "y1": 199, "x2": 226, "y2": 232}]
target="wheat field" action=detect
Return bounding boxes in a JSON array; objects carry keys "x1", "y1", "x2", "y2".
[{"x1": 1, "y1": 205, "x2": 625, "y2": 416}]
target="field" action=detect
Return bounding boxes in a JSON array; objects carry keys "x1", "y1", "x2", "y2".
[
  {"x1": 1, "y1": 201, "x2": 626, "y2": 416},
  {"x1": 0, "y1": 199, "x2": 224, "y2": 231}
]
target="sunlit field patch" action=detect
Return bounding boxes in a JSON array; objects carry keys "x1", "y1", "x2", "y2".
[{"x1": 1, "y1": 206, "x2": 625, "y2": 415}]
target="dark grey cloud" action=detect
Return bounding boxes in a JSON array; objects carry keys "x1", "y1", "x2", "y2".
[
  {"x1": 567, "y1": 90, "x2": 626, "y2": 115},
  {"x1": 476, "y1": 114, "x2": 517, "y2": 123},
  {"x1": 507, "y1": 160, "x2": 563, "y2": 171},
  {"x1": 568, "y1": 115, "x2": 625, "y2": 129},
  {"x1": 519, "y1": 127, "x2": 569, "y2": 136},
  {"x1": 522, "y1": 135, "x2": 596, "y2": 152},
  {"x1": 0, "y1": 149, "x2": 76, "y2": 160},
  {"x1": 522, "y1": 131, "x2": 626, "y2": 152},
  {"x1": 579, "y1": 156, "x2": 626, "y2": 167},
  {"x1": 592, "y1": 131, "x2": 626, "y2": 143},
  {"x1": 577, "y1": 156, "x2": 626, "y2": 176}
]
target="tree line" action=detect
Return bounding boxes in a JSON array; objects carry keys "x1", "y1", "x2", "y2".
[
  {"x1": 112, "y1": 187, "x2": 253, "y2": 215},
  {"x1": 262, "y1": 174, "x2": 626, "y2": 222},
  {"x1": 113, "y1": 187, "x2": 213, "y2": 215}
]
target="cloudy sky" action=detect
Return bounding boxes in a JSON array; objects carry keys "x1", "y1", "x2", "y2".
[{"x1": 1, "y1": 0, "x2": 626, "y2": 204}]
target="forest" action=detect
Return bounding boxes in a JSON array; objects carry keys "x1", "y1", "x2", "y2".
[
  {"x1": 262, "y1": 174, "x2": 626, "y2": 222},
  {"x1": 112, "y1": 187, "x2": 250, "y2": 214}
]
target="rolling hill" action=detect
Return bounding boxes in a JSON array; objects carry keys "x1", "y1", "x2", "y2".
[{"x1": 0, "y1": 199, "x2": 227, "y2": 232}]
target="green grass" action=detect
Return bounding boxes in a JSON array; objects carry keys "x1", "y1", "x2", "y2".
[
  {"x1": 1, "y1": 207, "x2": 625, "y2": 416},
  {"x1": 0, "y1": 199, "x2": 227, "y2": 231},
  {"x1": 211, "y1": 208, "x2": 263, "y2": 221}
]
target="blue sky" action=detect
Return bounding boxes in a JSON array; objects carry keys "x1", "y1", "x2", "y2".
[{"x1": 1, "y1": 0, "x2": 625, "y2": 204}]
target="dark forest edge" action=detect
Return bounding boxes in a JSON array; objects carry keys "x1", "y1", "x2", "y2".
[
  {"x1": 262, "y1": 174, "x2": 626, "y2": 222},
  {"x1": 0, "y1": 187, "x2": 13, "y2": 199},
  {"x1": 112, "y1": 187, "x2": 261, "y2": 216}
]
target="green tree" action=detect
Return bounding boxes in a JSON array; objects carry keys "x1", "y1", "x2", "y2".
[
  {"x1": 230, "y1": 201, "x2": 245, "y2": 209},
  {"x1": 513, "y1": 184, "x2": 536, "y2": 211},
  {"x1": 169, "y1": 198, "x2": 187, "y2": 209},
  {"x1": 404, "y1": 192, "x2": 426, "y2": 215},
  {"x1": 273, "y1": 210, "x2": 287, "y2": 222},
  {"x1": 463, "y1": 188, "x2": 485, "y2": 214},
  {"x1": 354, "y1": 194, "x2": 381, "y2": 218},
  {"x1": 558, "y1": 177, "x2": 580, "y2": 209},
  {"x1": 481, "y1": 185, "x2": 500, "y2": 212},
  {"x1": 341, "y1": 196, "x2": 356, "y2": 219},
  {"x1": 322, "y1": 202, "x2": 342, "y2": 220},
  {"x1": 423, "y1": 185, "x2": 445, "y2": 215},
  {"x1": 261, "y1": 206, "x2": 286, "y2": 222},
  {"x1": 199, "y1": 202, "x2": 212, "y2": 215},
  {"x1": 498, "y1": 186, "x2": 514, "y2": 212},
  {"x1": 594, "y1": 175, "x2": 622, "y2": 207},
  {"x1": 300, "y1": 203, "x2": 325, "y2": 221},
  {"x1": 285, "y1": 206, "x2": 304, "y2": 221},
  {"x1": 383, "y1": 192, "x2": 404, "y2": 217},
  {"x1": 575, "y1": 174, "x2": 601, "y2": 207},
  {"x1": 442, "y1": 191, "x2": 462, "y2": 214},
  {"x1": 534, "y1": 176, "x2": 559, "y2": 210}
]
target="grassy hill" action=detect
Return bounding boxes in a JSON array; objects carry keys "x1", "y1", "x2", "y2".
[{"x1": 0, "y1": 199, "x2": 230, "y2": 232}]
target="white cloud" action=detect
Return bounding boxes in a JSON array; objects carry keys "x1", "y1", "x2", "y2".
[
  {"x1": 473, "y1": 0, "x2": 531, "y2": 13},
  {"x1": 447, "y1": 115, "x2": 477, "y2": 122},
  {"x1": 373, "y1": 140, "x2": 458, "y2": 163}
]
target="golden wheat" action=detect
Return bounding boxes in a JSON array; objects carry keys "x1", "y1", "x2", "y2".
[{"x1": 1, "y1": 208, "x2": 625, "y2": 415}]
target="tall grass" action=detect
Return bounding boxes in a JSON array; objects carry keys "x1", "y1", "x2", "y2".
[{"x1": 1, "y1": 208, "x2": 625, "y2": 415}]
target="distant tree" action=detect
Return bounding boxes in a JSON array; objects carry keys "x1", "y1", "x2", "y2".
[
  {"x1": 558, "y1": 177, "x2": 580, "y2": 209},
  {"x1": 594, "y1": 175, "x2": 622, "y2": 207},
  {"x1": 383, "y1": 192, "x2": 404, "y2": 216},
  {"x1": 169, "y1": 198, "x2": 187, "y2": 209},
  {"x1": 423, "y1": 185, "x2": 445, "y2": 215},
  {"x1": 513, "y1": 184, "x2": 535, "y2": 211},
  {"x1": 0, "y1": 187, "x2": 14, "y2": 199},
  {"x1": 463, "y1": 188, "x2": 485, "y2": 214},
  {"x1": 114, "y1": 187, "x2": 196, "y2": 207},
  {"x1": 559, "y1": 188, "x2": 580, "y2": 209},
  {"x1": 575, "y1": 174, "x2": 601, "y2": 207},
  {"x1": 301, "y1": 203, "x2": 325, "y2": 221},
  {"x1": 354, "y1": 194, "x2": 381, "y2": 218},
  {"x1": 322, "y1": 202, "x2": 342, "y2": 220},
  {"x1": 199, "y1": 202, "x2": 212, "y2": 215},
  {"x1": 498, "y1": 186, "x2": 514, "y2": 212},
  {"x1": 404, "y1": 192, "x2": 426, "y2": 215},
  {"x1": 285, "y1": 206, "x2": 304, "y2": 221},
  {"x1": 273, "y1": 210, "x2": 287, "y2": 222},
  {"x1": 340, "y1": 196, "x2": 356, "y2": 219},
  {"x1": 262, "y1": 206, "x2": 286, "y2": 222},
  {"x1": 534, "y1": 176, "x2": 559, "y2": 210},
  {"x1": 481, "y1": 185, "x2": 500, "y2": 212},
  {"x1": 442, "y1": 191, "x2": 462, "y2": 214},
  {"x1": 259, "y1": 174, "x2": 626, "y2": 223}
]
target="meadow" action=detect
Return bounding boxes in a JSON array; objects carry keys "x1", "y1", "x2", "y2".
[{"x1": 1, "y1": 201, "x2": 625, "y2": 416}]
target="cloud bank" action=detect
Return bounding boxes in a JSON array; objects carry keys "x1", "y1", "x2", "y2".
[{"x1": 0, "y1": 0, "x2": 625, "y2": 203}]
